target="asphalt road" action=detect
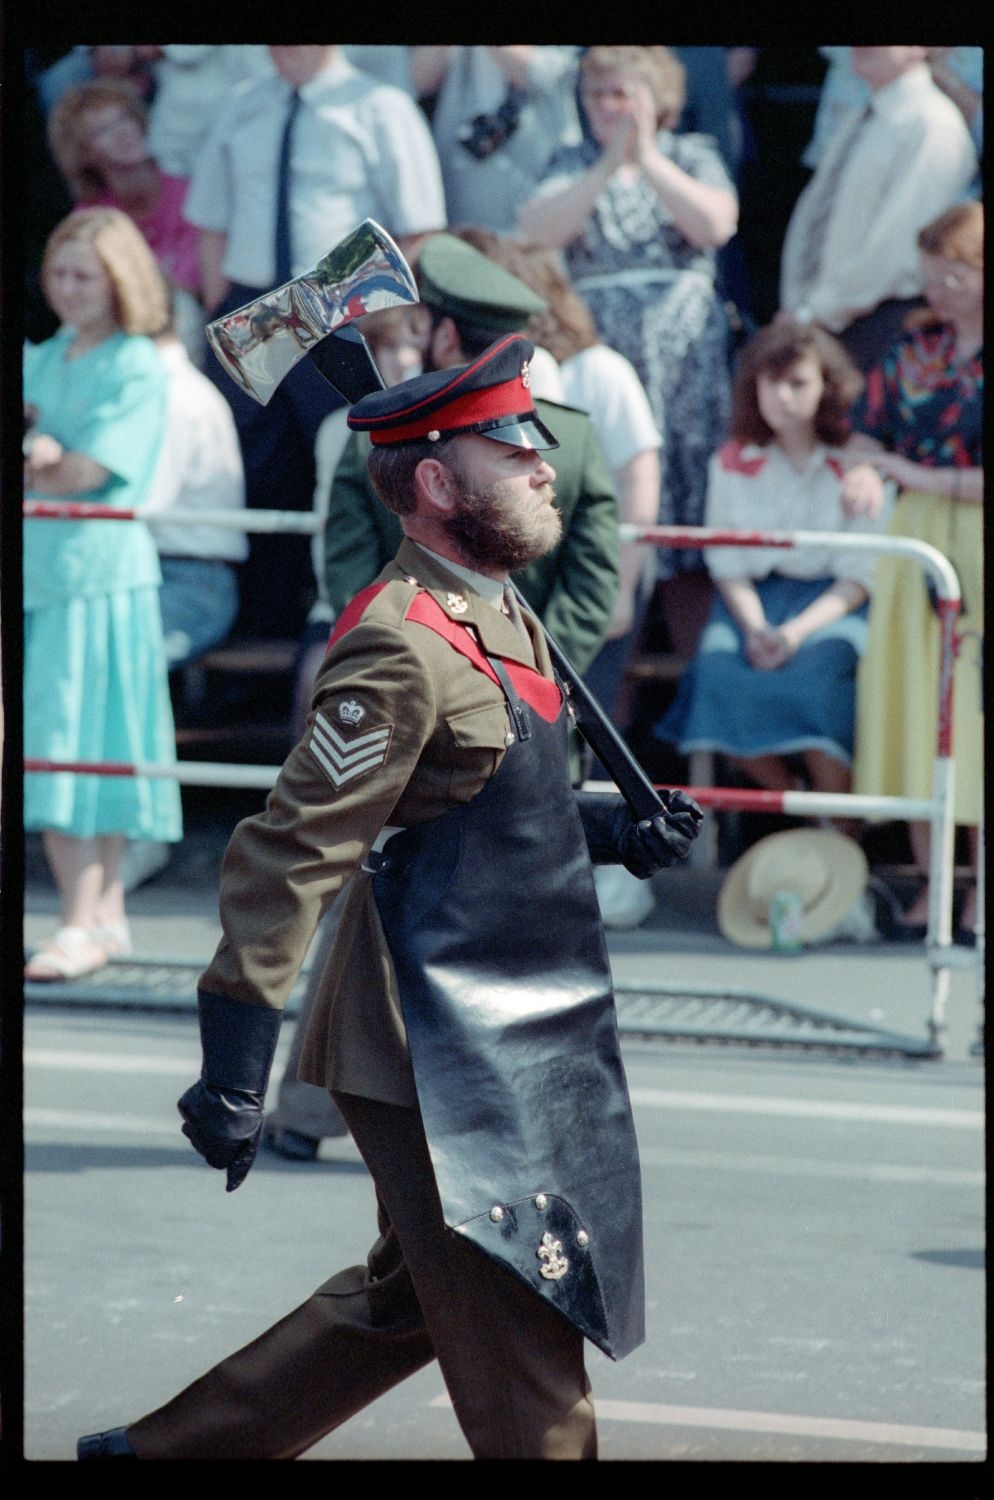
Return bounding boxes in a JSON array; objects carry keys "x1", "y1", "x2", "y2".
[{"x1": 22, "y1": 1006, "x2": 986, "y2": 1466}]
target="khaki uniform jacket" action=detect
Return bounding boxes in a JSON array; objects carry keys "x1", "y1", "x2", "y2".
[
  {"x1": 322, "y1": 400, "x2": 620, "y2": 676},
  {"x1": 200, "y1": 538, "x2": 560, "y2": 1107}
]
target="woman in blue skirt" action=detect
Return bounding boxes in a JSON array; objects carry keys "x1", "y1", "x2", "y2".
[
  {"x1": 656, "y1": 320, "x2": 889, "y2": 801},
  {"x1": 24, "y1": 206, "x2": 183, "y2": 980}
]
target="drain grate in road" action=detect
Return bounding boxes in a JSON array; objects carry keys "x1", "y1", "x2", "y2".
[
  {"x1": 25, "y1": 963, "x2": 938, "y2": 1057},
  {"x1": 615, "y1": 983, "x2": 939, "y2": 1058},
  {"x1": 23, "y1": 958, "x2": 310, "y2": 1016}
]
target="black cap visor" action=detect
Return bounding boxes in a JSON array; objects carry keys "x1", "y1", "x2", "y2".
[{"x1": 468, "y1": 411, "x2": 560, "y2": 451}]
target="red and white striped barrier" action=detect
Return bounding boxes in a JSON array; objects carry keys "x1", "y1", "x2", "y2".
[
  {"x1": 23, "y1": 757, "x2": 282, "y2": 790},
  {"x1": 24, "y1": 509, "x2": 981, "y2": 1050},
  {"x1": 23, "y1": 501, "x2": 322, "y2": 534}
]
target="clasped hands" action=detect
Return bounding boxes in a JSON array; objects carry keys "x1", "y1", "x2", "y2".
[{"x1": 744, "y1": 621, "x2": 800, "y2": 671}]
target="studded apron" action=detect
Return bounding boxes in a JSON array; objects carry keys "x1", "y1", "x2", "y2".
[{"x1": 369, "y1": 594, "x2": 644, "y2": 1360}]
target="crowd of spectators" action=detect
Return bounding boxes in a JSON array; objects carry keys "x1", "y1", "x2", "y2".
[{"x1": 23, "y1": 43, "x2": 983, "y2": 961}]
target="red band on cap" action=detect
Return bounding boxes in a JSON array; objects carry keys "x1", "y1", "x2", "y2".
[{"x1": 369, "y1": 376, "x2": 532, "y2": 446}]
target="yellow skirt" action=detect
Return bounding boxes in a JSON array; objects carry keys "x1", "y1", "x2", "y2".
[{"x1": 852, "y1": 490, "x2": 983, "y2": 825}]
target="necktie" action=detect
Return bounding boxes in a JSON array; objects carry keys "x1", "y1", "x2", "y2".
[
  {"x1": 795, "y1": 104, "x2": 873, "y2": 294},
  {"x1": 274, "y1": 88, "x2": 301, "y2": 286}
]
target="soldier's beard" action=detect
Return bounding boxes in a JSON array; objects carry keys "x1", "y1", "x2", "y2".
[{"x1": 442, "y1": 473, "x2": 563, "y2": 572}]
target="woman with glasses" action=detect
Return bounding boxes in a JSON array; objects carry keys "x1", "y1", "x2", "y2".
[{"x1": 841, "y1": 201, "x2": 984, "y2": 943}]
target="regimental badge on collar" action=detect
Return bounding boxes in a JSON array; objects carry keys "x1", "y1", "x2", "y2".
[
  {"x1": 338, "y1": 699, "x2": 365, "y2": 727},
  {"x1": 521, "y1": 360, "x2": 531, "y2": 389},
  {"x1": 446, "y1": 592, "x2": 469, "y2": 615}
]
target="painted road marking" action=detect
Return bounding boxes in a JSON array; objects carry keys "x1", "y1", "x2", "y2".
[
  {"x1": 25, "y1": 1109, "x2": 180, "y2": 1135},
  {"x1": 428, "y1": 1393, "x2": 986, "y2": 1451},
  {"x1": 636, "y1": 1145, "x2": 983, "y2": 1187},
  {"x1": 629, "y1": 1087, "x2": 983, "y2": 1129},
  {"x1": 25, "y1": 1049, "x2": 200, "y2": 1075},
  {"x1": 25, "y1": 1052, "x2": 983, "y2": 1131},
  {"x1": 23, "y1": 1113, "x2": 982, "y2": 1189}
]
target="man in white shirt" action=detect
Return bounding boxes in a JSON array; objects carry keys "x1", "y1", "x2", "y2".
[
  {"x1": 184, "y1": 45, "x2": 446, "y2": 640},
  {"x1": 186, "y1": 46, "x2": 445, "y2": 315},
  {"x1": 779, "y1": 46, "x2": 977, "y2": 371},
  {"x1": 143, "y1": 333, "x2": 248, "y2": 670}
]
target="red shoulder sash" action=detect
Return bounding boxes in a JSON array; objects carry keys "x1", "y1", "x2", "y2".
[{"x1": 405, "y1": 592, "x2": 562, "y2": 723}]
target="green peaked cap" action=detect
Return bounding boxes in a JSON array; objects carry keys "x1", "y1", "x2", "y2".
[{"x1": 417, "y1": 232, "x2": 548, "y2": 334}]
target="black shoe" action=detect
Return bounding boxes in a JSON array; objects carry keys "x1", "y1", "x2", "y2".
[
  {"x1": 78, "y1": 1427, "x2": 137, "y2": 1459},
  {"x1": 889, "y1": 922, "x2": 927, "y2": 944},
  {"x1": 263, "y1": 1126, "x2": 320, "y2": 1161}
]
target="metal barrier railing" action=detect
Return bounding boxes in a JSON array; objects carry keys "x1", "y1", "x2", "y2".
[
  {"x1": 611, "y1": 524, "x2": 982, "y2": 1051},
  {"x1": 24, "y1": 505, "x2": 983, "y2": 1052}
]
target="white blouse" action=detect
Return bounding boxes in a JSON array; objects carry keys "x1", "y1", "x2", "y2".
[{"x1": 703, "y1": 440, "x2": 890, "y2": 593}]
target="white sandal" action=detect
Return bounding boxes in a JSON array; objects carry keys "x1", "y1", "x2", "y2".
[
  {"x1": 24, "y1": 926, "x2": 109, "y2": 982},
  {"x1": 90, "y1": 921, "x2": 133, "y2": 959}
]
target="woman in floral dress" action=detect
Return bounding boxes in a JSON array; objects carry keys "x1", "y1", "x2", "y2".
[
  {"x1": 844, "y1": 202, "x2": 983, "y2": 941},
  {"x1": 520, "y1": 45, "x2": 738, "y2": 647}
]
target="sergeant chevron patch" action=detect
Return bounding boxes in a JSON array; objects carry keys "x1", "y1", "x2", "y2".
[{"x1": 309, "y1": 711, "x2": 393, "y2": 789}]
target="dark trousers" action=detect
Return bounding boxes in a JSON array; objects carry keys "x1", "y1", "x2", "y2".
[
  {"x1": 126, "y1": 1092, "x2": 596, "y2": 1460},
  {"x1": 205, "y1": 283, "x2": 345, "y2": 640}
]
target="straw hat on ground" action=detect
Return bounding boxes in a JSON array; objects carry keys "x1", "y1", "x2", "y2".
[{"x1": 718, "y1": 828, "x2": 869, "y2": 950}]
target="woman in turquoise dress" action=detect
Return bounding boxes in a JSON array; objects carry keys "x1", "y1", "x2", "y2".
[{"x1": 24, "y1": 206, "x2": 183, "y2": 980}]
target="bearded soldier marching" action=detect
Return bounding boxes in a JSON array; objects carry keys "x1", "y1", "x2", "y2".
[{"x1": 78, "y1": 333, "x2": 702, "y2": 1462}]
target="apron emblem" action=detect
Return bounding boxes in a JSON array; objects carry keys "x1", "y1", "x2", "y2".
[
  {"x1": 338, "y1": 699, "x2": 366, "y2": 727},
  {"x1": 446, "y1": 593, "x2": 469, "y2": 615},
  {"x1": 537, "y1": 1231, "x2": 570, "y2": 1281}
]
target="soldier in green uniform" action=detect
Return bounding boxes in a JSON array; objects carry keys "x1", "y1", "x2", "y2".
[
  {"x1": 78, "y1": 336, "x2": 701, "y2": 1462},
  {"x1": 324, "y1": 233, "x2": 620, "y2": 675},
  {"x1": 266, "y1": 234, "x2": 620, "y2": 1159}
]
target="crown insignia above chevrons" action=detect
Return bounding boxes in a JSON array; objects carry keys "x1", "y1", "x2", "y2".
[
  {"x1": 309, "y1": 711, "x2": 392, "y2": 790},
  {"x1": 338, "y1": 699, "x2": 365, "y2": 726}
]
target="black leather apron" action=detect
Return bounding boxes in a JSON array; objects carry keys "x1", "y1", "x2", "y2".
[{"x1": 370, "y1": 599, "x2": 644, "y2": 1360}]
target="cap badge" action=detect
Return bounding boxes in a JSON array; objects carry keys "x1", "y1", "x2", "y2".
[
  {"x1": 427, "y1": 429, "x2": 441, "y2": 443},
  {"x1": 446, "y1": 592, "x2": 469, "y2": 615},
  {"x1": 520, "y1": 360, "x2": 531, "y2": 389},
  {"x1": 338, "y1": 699, "x2": 366, "y2": 727},
  {"x1": 537, "y1": 1231, "x2": 569, "y2": 1282}
]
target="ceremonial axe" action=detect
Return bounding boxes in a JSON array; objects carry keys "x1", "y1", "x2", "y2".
[{"x1": 205, "y1": 218, "x2": 418, "y2": 406}]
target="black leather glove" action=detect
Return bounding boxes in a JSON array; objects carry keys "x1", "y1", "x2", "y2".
[
  {"x1": 577, "y1": 789, "x2": 704, "y2": 877},
  {"x1": 178, "y1": 989, "x2": 282, "y2": 1192}
]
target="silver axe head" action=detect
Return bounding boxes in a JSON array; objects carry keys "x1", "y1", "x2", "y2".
[{"x1": 205, "y1": 219, "x2": 420, "y2": 406}]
